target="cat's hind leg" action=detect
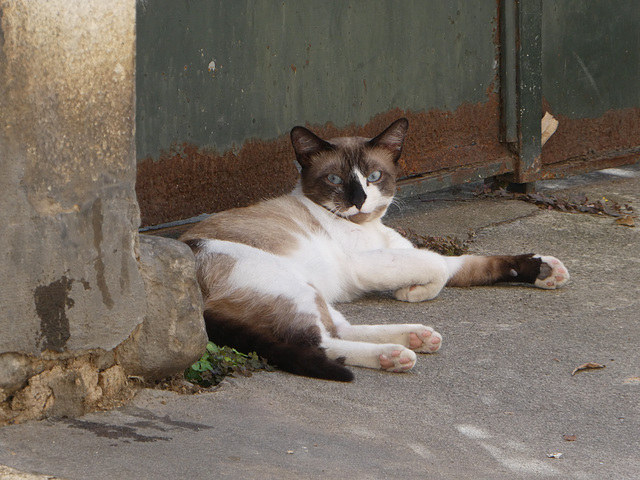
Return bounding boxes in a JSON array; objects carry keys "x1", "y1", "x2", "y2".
[
  {"x1": 186, "y1": 239, "x2": 355, "y2": 381},
  {"x1": 336, "y1": 322, "x2": 442, "y2": 353},
  {"x1": 321, "y1": 336, "x2": 417, "y2": 372},
  {"x1": 322, "y1": 306, "x2": 440, "y2": 372}
]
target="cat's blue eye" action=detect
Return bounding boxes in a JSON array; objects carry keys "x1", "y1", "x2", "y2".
[
  {"x1": 367, "y1": 171, "x2": 382, "y2": 182},
  {"x1": 327, "y1": 174, "x2": 343, "y2": 185}
]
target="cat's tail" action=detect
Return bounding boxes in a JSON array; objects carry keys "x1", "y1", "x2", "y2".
[{"x1": 203, "y1": 309, "x2": 354, "y2": 382}]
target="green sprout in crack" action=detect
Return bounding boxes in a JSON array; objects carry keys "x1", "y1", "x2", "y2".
[{"x1": 185, "y1": 342, "x2": 272, "y2": 388}]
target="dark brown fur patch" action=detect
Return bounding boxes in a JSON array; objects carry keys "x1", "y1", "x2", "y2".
[
  {"x1": 447, "y1": 254, "x2": 543, "y2": 287},
  {"x1": 203, "y1": 308, "x2": 353, "y2": 382},
  {"x1": 201, "y1": 284, "x2": 353, "y2": 382},
  {"x1": 189, "y1": 250, "x2": 322, "y2": 343},
  {"x1": 204, "y1": 292, "x2": 319, "y2": 342}
]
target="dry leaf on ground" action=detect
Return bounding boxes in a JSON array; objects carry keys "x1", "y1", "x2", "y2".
[
  {"x1": 571, "y1": 362, "x2": 606, "y2": 376},
  {"x1": 615, "y1": 215, "x2": 635, "y2": 227},
  {"x1": 623, "y1": 377, "x2": 640, "y2": 384}
]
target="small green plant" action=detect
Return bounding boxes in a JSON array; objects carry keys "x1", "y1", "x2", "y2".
[{"x1": 185, "y1": 342, "x2": 272, "y2": 388}]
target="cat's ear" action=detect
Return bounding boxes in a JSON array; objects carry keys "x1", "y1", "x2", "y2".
[
  {"x1": 367, "y1": 118, "x2": 409, "y2": 163},
  {"x1": 290, "y1": 126, "x2": 335, "y2": 167}
]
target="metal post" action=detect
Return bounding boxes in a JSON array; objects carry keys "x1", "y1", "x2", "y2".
[
  {"x1": 515, "y1": 0, "x2": 543, "y2": 183},
  {"x1": 497, "y1": 0, "x2": 542, "y2": 190}
]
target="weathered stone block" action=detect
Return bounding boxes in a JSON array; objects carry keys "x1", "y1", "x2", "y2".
[
  {"x1": 9, "y1": 357, "x2": 99, "y2": 421},
  {"x1": 114, "y1": 236, "x2": 207, "y2": 382},
  {"x1": 98, "y1": 365, "x2": 128, "y2": 398},
  {"x1": 0, "y1": 354, "x2": 36, "y2": 400}
]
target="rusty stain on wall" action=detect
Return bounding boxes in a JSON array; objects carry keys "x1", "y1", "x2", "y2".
[
  {"x1": 399, "y1": 97, "x2": 507, "y2": 176},
  {"x1": 136, "y1": 138, "x2": 299, "y2": 227},
  {"x1": 136, "y1": 98, "x2": 509, "y2": 227}
]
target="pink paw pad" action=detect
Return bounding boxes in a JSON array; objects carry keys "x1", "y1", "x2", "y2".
[
  {"x1": 379, "y1": 349, "x2": 416, "y2": 372},
  {"x1": 534, "y1": 255, "x2": 570, "y2": 290},
  {"x1": 409, "y1": 331, "x2": 430, "y2": 349},
  {"x1": 410, "y1": 328, "x2": 442, "y2": 353}
]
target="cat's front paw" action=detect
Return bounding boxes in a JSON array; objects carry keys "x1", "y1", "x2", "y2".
[
  {"x1": 394, "y1": 283, "x2": 443, "y2": 302},
  {"x1": 378, "y1": 346, "x2": 417, "y2": 372},
  {"x1": 534, "y1": 255, "x2": 570, "y2": 289}
]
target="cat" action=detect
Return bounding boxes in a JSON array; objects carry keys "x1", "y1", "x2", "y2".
[{"x1": 179, "y1": 118, "x2": 570, "y2": 382}]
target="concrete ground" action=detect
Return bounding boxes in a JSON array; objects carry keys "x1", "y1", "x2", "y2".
[{"x1": 1, "y1": 164, "x2": 639, "y2": 480}]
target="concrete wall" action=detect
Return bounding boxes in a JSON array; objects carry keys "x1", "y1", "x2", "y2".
[{"x1": 0, "y1": 0, "x2": 207, "y2": 424}]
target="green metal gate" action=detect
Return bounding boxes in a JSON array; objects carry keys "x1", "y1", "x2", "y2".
[
  {"x1": 136, "y1": 0, "x2": 640, "y2": 227},
  {"x1": 497, "y1": 0, "x2": 640, "y2": 187}
]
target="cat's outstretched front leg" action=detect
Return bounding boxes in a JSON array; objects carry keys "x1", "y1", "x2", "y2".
[
  {"x1": 349, "y1": 249, "x2": 449, "y2": 302},
  {"x1": 393, "y1": 284, "x2": 443, "y2": 303},
  {"x1": 445, "y1": 254, "x2": 570, "y2": 289},
  {"x1": 350, "y1": 250, "x2": 568, "y2": 303},
  {"x1": 391, "y1": 253, "x2": 569, "y2": 302}
]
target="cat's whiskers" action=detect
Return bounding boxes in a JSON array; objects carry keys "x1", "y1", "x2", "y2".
[
  {"x1": 388, "y1": 196, "x2": 407, "y2": 214},
  {"x1": 322, "y1": 202, "x2": 344, "y2": 220}
]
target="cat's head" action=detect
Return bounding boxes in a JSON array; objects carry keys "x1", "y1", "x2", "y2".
[{"x1": 290, "y1": 118, "x2": 408, "y2": 224}]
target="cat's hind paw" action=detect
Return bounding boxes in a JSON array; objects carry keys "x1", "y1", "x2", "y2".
[
  {"x1": 379, "y1": 347, "x2": 417, "y2": 372},
  {"x1": 534, "y1": 255, "x2": 570, "y2": 289},
  {"x1": 409, "y1": 328, "x2": 442, "y2": 353}
]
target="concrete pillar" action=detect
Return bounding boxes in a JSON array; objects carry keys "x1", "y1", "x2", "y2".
[
  {"x1": 0, "y1": 0, "x2": 206, "y2": 423},
  {"x1": 1, "y1": 0, "x2": 146, "y2": 355}
]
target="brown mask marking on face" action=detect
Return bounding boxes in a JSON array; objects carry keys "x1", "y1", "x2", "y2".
[{"x1": 290, "y1": 119, "x2": 409, "y2": 222}]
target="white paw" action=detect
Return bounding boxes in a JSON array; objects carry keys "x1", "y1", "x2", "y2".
[
  {"x1": 534, "y1": 255, "x2": 570, "y2": 289},
  {"x1": 408, "y1": 327, "x2": 443, "y2": 354},
  {"x1": 394, "y1": 283, "x2": 442, "y2": 302},
  {"x1": 378, "y1": 346, "x2": 417, "y2": 372}
]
